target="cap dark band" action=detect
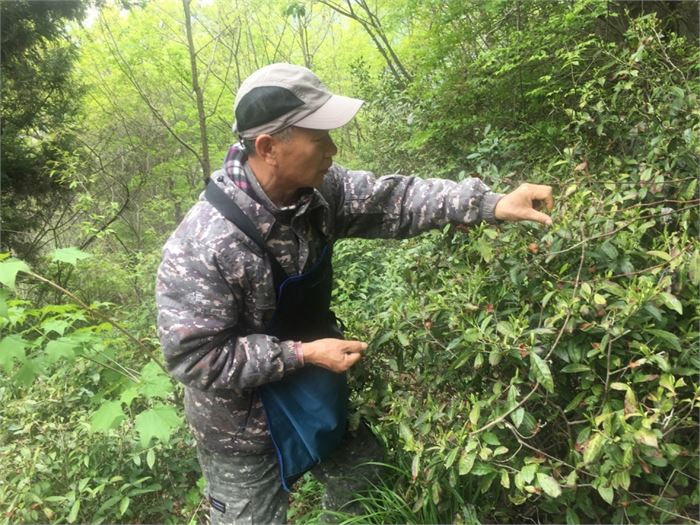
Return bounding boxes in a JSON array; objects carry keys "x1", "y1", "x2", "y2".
[{"x1": 235, "y1": 86, "x2": 304, "y2": 132}]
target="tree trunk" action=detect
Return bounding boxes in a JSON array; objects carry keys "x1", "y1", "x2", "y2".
[{"x1": 182, "y1": 0, "x2": 211, "y2": 182}]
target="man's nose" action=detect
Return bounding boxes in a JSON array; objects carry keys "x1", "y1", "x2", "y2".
[{"x1": 326, "y1": 137, "x2": 338, "y2": 157}]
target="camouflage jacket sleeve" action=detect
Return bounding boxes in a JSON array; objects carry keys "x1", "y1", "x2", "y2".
[
  {"x1": 155, "y1": 211, "x2": 303, "y2": 392},
  {"x1": 321, "y1": 166, "x2": 503, "y2": 239}
]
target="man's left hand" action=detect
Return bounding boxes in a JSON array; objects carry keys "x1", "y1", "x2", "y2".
[{"x1": 494, "y1": 183, "x2": 554, "y2": 225}]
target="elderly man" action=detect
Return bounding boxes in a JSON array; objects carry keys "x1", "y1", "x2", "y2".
[{"x1": 156, "y1": 63, "x2": 553, "y2": 524}]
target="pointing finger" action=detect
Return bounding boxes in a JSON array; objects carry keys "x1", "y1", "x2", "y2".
[
  {"x1": 345, "y1": 341, "x2": 368, "y2": 353},
  {"x1": 524, "y1": 208, "x2": 553, "y2": 226}
]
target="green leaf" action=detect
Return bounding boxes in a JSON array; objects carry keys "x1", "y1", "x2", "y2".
[
  {"x1": 520, "y1": 463, "x2": 537, "y2": 483},
  {"x1": 599, "y1": 241, "x2": 618, "y2": 260},
  {"x1": 688, "y1": 250, "x2": 700, "y2": 286},
  {"x1": 565, "y1": 391, "x2": 586, "y2": 412},
  {"x1": 647, "y1": 329, "x2": 681, "y2": 352},
  {"x1": 482, "y1": 431, "x2": 500, "y2": 446},
  {"x1": 530, "y1": 353, "x2": 554, "y2": 393},
  {"x1": 469, "y1": 403, "x2": 480, "y2": 426},
  {"x1": 583, "y1": 433, "x2": 606, "y2": 464},
  {"x1": 138, "y1": 361, "x2": 173, "y2": 399},
  {"x1": 431, "y1": 483, "x2": 440, "y2": 505},
  {"x1": 470, "y1": 462, "x2": 494, "y2": 476},
  {"x1": 134, "y1": 404, "x2": 183, "y2": 448},
  {"x1": 658, "y1": 292, "x2": 682, "y2": 315},
  {"x1": 500, "y1": 469, "x2": 510, "y2": 489},
  {"x1": 496, "y1": 320, "x2": 513, "y2": 337},
  {"x1": 90, "y1": 400, "x2": 125, "y2": 432},
  {"x1": 609, "y1": 382, "x2": 629, "y2": 391},
  {"x1": 612, "y1": 470, "x2": 631, "y2": 490},
  {"x1": 561, "y1": 363, "x2": 590, "y2": 373},
  {"x1": 50, "y1": 247, "x2": 92, "y2": 266},
  {"x1": 0, "y1": 288, "x2": 8, "y2": 317},
  {"x1": 120, "y1": 386, "x2": 140, "y2": 406},
  {"x1": 601, "y1": 281, "x2": 626, "y2": 297},
  {"x1": 147, "y1": 448, "x2": 156, "y2": 469},
  {"x1": 458, "y1": 450, "x2": 477, "y2": 475},
  {"x1": 0, "y1": 334, "x2": 27, "y2": 372},
  {"x1": 442, "y1": 447, "x2": 458, "y2": 470},
  {"x1": 597, "y1": 484, "x2": 614, "y2": 505},
  {"x1": 536, "y1": 472, "x2": 562, "y2": 497},
  {"x1": 646, "y1": 250, "x2": 671, "y2": 261},
  {"x1": 41, "y1": 318, "x2": 72, "y2": 336},
  {"x1": 399, "y1": 422, "x2": 414, "y2": 447},
  {"x1": 45, "y1": 337, "x2": 79, "y2": 364},
  {"x1": 67, "y1": 499, "x2": 80, "y2": 523},
  {"x1": 659, "y1": 374, "x2": 675, "y2": 392},
  {"x1": 566, "y1": 508, "x2": 581, "y2": 525},
  {"x1": 397, "y1": 331, "x2": 410, "y2": 347},
  {"x1": 511, "y1": 407, "x2": 525, "y2": 428},
  {"x1": 119, "y1": 496, "x2": 130, "y2": 516},
  {"x1": 410, "y1": 453, "x2": 421, "y2": 481},
  {"x1": 634, "y1": 428, "x2": 658, "y2": 448},
  {"x1": 14, "y1": 359, "x2": 39, "y2": 386},
  {"x1": 0, "y1": 258, "x2": 30, "y2": 289}
]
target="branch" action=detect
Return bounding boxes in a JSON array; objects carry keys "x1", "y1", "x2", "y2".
[
  {"x1": 471, "y1": 382, "x2": 540, "y2": 435},
  {"x1": 99, "y1": 14, "x2": 203, "y2": 168},
  {"x1": 182, "y1": 0, "x2": 211, "y2": 181},
  {"x1": 547, "y1": 204, "x2": 700, "y2": 256},
  {"x1": 24, "y1": 270, "x2": 168, "y2": 375},
  {"x1": 79, "y1": 185, "x2": 130, "y2": 251}
]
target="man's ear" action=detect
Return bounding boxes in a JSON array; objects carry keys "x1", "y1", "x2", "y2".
[{"x1": 254, "y1": 134, "x2": 276, "y2": 165}]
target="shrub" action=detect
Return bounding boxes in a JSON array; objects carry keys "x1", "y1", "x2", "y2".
[{"x1": 332, "y1": 11, "x2": 699, "y2": 524}]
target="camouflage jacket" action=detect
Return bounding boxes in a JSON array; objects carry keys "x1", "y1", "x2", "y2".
[{"x1": 156, "y1": 160, "x2": 503, "y2": 455}]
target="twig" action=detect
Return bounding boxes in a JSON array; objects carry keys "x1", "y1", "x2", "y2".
[
  {"x1": 623, "y1": 490, "x2": 699, "y2": 524},
  {"x1": 473, "y1": 232, "x2": 585, "y2": 437},
  {"x1": 618, "y1": 198, "x2": 700, "y2": 212},
  {"x1": 663, "y1": 391, "x2": 700, "y2": 438},
  {"x1": 471, "y1": 382, "x2": 540, "y2": 435},
  {"x1": 651, "y1": 25, "x2": 687, "y2": 83},
  {"x1": 547, "y1": 204, "x2": 699, "y2": 256},
  {"x1": 610, "y1": 245, "x2": 689, "y2": 278},
  {"x1": 544, "y1": 223, "x2": 587, "y2": 362},
  {"x1": 80, "y1": 353, "x2": 139, "y2": 383},
  {"x1": 25, "y1": 270, "x2": 168, "y2": 375},
  {"x1": 187, "y1": 496, "x2": 205, "y2": 525}
]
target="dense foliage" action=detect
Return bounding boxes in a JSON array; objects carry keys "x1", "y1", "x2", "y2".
[
  {"x1": 1, "y1": 1, "x2": 698, "y2": 523},
  {"x1": 0, "y1": 0, "x2": 87, "y2": 260}
]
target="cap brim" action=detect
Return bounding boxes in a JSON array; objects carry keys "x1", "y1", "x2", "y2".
[{"x1": 294, "y1": 94, "x2": 363, "y2": 130}]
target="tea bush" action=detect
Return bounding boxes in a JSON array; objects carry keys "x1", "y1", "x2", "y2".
[{"x1": 332, "y1": 11, "x2": 699, "y2": 525}]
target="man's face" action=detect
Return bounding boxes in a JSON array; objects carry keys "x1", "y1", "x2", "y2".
[{"x1": 272, "y1": 127, "x2": 338, "y2": 190}]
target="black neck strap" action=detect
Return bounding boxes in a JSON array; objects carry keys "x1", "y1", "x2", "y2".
[{"x1": 204, "y1": 182, "x2": 288, "y2": 289}]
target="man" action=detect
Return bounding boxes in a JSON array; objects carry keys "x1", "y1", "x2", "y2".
[{"x1": 156, "y1": 63, "x2": 553, "y2": 524}]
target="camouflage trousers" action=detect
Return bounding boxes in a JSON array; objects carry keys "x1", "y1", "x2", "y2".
[{"x1": 197, "y1": 422, "x2": 384, "y2": 525}]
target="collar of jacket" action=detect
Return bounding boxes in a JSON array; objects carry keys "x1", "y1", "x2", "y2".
[{"x1": 212, "y1": 145, "x2": 330, "y2": 245}]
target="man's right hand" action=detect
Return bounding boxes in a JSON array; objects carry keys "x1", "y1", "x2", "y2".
[{"x1": 301, "y1": 338, "x2": 367, "y2": 373}]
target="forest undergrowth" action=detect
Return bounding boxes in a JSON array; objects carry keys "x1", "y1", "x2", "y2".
[{"x1": 1, "y1": 1, "x2": 698, "y2": 523}]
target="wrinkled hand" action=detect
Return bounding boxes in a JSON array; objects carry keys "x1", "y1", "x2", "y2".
[
  {"x1": 301, "y1": 338, "x2": 367, "y2": 373},
  {"x1": 494, "y1": 183, "x2": 554, "y2": 225}
]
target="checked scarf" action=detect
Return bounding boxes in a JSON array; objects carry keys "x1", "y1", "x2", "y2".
[{"x1": 222, "y1": 142, "x2": 256, "y2": 199}]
